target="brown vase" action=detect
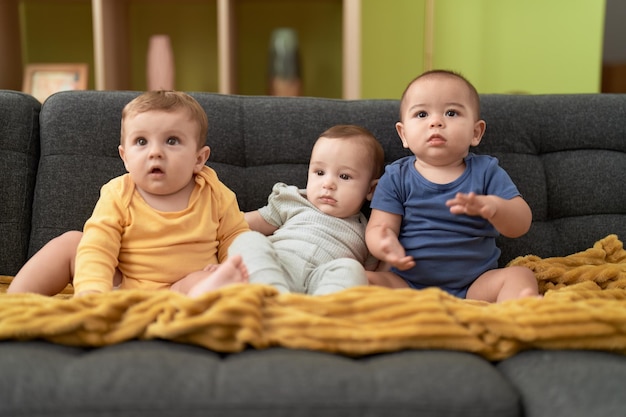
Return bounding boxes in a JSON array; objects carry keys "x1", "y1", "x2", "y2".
[{"x1": 146, "y1": 34, "x2": 175, "y2": 91}]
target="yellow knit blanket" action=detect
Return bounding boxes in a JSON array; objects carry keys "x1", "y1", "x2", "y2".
[{"x1": 2, "y1": 234, "x2": 626, "y2": 361}]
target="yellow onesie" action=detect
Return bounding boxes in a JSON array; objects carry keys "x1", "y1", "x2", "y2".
[{"x1": 73, "y1": 166, "x2": 249, "y2": 294}]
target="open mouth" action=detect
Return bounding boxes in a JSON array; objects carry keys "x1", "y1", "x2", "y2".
[{"x1": 149, "y1": 167, "x2": 164, "y2": 174}]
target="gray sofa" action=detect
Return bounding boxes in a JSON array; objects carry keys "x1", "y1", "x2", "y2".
[{"x1": 1, "y1": 89, "x2": 626, "y2": 417}]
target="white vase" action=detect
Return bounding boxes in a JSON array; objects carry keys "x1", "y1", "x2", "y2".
[{"x1": 146, "y1": 34, "x2": 175, "y2": 91}]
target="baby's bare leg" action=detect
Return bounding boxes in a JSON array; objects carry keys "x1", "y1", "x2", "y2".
[
  {"x1": 7, "y1": 231, "x2": 82, "y2": 295},
  {"x1": 366, "y1": 271, "x2": 410, "y2": 289},
  {"x1": 170, "y1": 268, "x2": 213, "y2": 294},
  {"x1": 467, "y1": 266, "x2": 539, "y2": 303},
  {"x1": 174, "y1": 255, "x2": 249, "y2": 298}
]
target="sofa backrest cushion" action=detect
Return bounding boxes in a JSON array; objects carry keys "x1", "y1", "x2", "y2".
[
  {"x1": 29, "y1": 91, "x2": 407, "y2": 258},
  {"x1": 0, "y1": 90, "x2": 40, "y2": 276},
  {"x1": 30, "y1": 91, "x2": 626, "y2": 268},
  {"x1": 477, "y1": 94, "x2": 626, "y2": 263}
]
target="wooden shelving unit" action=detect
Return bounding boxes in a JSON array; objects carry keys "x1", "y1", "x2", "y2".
[
  {"x1": 92, "y1": 0, "x2": 131, "y2": 92},
  {"x1": 0, "y1": 0, "x2": 24, "y2": 91},
  {"x1": 0, "y1": 0, "x2": 361, "y2": 98},
  {"x1": 342, "y1": 0, "x2": 360, "y2": 99}
]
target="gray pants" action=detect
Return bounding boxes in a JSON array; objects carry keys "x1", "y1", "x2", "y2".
[{"x1": 229, "y1": 231, "x2": 368, "y2": 295}]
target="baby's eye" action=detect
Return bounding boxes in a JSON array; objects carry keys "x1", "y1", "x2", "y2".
[
  {"x1": 166, "y1": 137, "x2": 179, "y2": 145},
  {"x1": 445, "y1": 110, "x2": 458, "y2": 117},
  {"x1": 339, "y1": 173, "x2": 352, "y2": 180},
  {"x1": 136, "y1": 137, "x2": 147, "y2": 146},
  {"x1": 314, "y1": 170, "x2": 325, "y2": 176},
  {"x1": 416, "y1": 111, "x2": 428, "y2": 118}
]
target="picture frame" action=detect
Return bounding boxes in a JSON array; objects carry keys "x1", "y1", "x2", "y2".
[{"x1": 22, "y1": 63, "x2": 88, "y2": 102}]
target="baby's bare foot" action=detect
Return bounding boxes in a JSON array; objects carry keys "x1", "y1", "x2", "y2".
[{"x1": 187, "y1": 255, "x2": 249, "y2": 298}]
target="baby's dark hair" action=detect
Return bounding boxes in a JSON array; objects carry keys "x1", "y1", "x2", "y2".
[
  {"x1": 121, "y1": 90, "x2": 209, "y2": 148},
  {"x1": 318, "y1": 124, "x2": 385, "y2": 179},
  {"x1": 399, "y1": 69, "x2": 481, "y2": 120}
]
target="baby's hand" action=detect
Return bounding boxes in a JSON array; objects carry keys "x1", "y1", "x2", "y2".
[
  {"x1": 378, "y1": 225, "x2": 415, "y2": 271},
  {"x1": 446, "y1": 192, "x2": 497, "y2": 220}
]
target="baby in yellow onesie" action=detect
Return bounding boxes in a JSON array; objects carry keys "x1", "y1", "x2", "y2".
[{"x1": 9, "y1": 90, "x2": 250, "y2": 297}]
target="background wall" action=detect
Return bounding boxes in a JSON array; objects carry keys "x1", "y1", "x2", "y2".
[
  {"x1": 361, "y1": 0, "x2": 426, "y2": 99},
  {"x1": 433, "y1": 0, "x2": 605, "y2": 95},
  {"x1": 361, "y1": 0, "x2": 607, "y2": 98},
  {"x1": 18, "y1": 0, "x2": 607, "y2": 98}
]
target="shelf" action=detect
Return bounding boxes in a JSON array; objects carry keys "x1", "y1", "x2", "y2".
[
  {"x1": 1, "y1": 0, "x2": 361, "y2": 98},
  {"x1": 94, "y1": 0, "x2": 361, "y2": 98},
  {"x1": 222, "y1": 0, "x2": 360, "y2": 98}
]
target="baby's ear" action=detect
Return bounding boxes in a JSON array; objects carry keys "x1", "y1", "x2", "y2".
[
  {"x1": 472, "y1": 119, "x2": 487, "y2": 146},
  {"x1": 366, "y1": 179, "x2": 379, "y2": 201},
  {"x1": 194, "y1": 145, "x2": 211, "y2": 173},
  {"x1": 396, "y1": 121, "x2": 410, "y2": 149},
  {"x1": 118, "y1": 145, "x2": 130, "y2": 172}
]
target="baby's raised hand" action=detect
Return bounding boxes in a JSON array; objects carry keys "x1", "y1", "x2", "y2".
[{"x1": 446, "y1": 192, "x2": 497, "y2": 220}]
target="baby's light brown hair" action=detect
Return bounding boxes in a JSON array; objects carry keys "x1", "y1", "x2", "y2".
[
  {"x1": 317, "y1": 124, "x2": 385, "y2": 180},
  {"x1": 121, "y1": 90, "x2": 209, "y2": 148}
]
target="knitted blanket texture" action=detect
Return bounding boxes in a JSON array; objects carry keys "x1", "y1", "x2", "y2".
[{"x1": 2, "y1": 234, "x2": 625, "y2": 360}]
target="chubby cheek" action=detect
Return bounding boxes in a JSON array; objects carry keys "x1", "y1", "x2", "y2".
[
  {"x1": 341, "y1": 188, "x2": 364, "y2": 210},
  {"x1": 122, "y1": 156, "x2": 139, "y2": 173},
  {"x1": 306, "y1": 175, "x2": 320, "y2": 190},
  {"x1": 397, "y1": 121, "x2": 419, "y2": 149}
]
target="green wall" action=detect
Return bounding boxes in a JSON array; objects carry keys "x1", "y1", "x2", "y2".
[
  {"x1": 434, "y1": 0, "x2": 606, "y2": 94},
  {"x1": 361, "y1": 0, "x2": 426, "y2": 99},
  {"x1": 361, "y1": 0, "x2": 607, "y2": 98},
  {"x1": 20, "y1": 0, "x2": 606, "y2": 97}
]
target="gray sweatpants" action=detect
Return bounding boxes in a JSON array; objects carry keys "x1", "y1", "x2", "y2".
[{"x1": 228, "y1": 231, "x2": 368, "y2": 295}]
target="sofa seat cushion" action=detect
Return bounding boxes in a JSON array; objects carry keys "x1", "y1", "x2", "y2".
[
  {"x1": 0, "y1": 341, "x2": 520, "y2": 417},
  {"x1": 498, "y1": 350, "x2": 626, "y2": 417}
]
